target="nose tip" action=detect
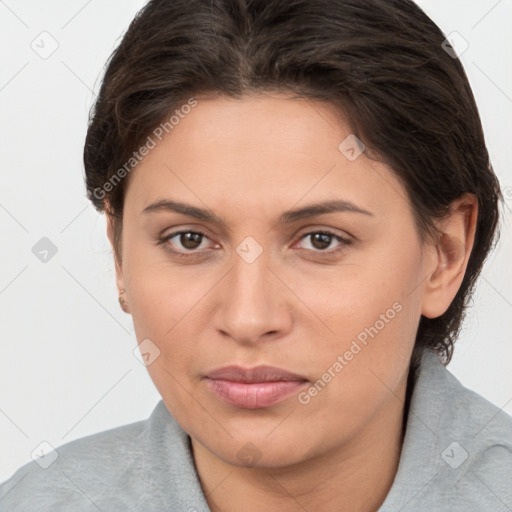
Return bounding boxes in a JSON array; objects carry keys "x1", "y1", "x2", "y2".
[{"x1": 213, "y1": 253, "x2": 292, "y2": 346}]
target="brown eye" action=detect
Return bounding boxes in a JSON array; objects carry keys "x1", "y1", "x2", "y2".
[
  {"x1": 309, "y1": 233, "x2": 332, "y2": 250},
  {"x1": 158, "y1": 230, "x2": 213, "y2": 257},
  {"x1": 178, "y1": 232, "x2": 204, "y2": 250},
  {"x1": 297, "y1": 231, "x2": 351, "y2": 255}
]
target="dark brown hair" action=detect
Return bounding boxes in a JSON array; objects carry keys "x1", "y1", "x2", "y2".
[{"x1": 83, "y1": 0, "x2": 503, "y2": 367}]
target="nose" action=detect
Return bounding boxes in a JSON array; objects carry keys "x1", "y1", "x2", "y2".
[{"x1": 213, "y1": 247, "x2": 293, "y2": 346}]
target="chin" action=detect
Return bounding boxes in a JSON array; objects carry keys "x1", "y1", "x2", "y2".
[{"x1": 197, "y1": 428, "x2": 316, "y2": 469}]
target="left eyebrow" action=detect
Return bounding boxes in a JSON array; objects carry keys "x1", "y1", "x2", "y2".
[
  {"x1": 278, "y1": 199, "x2": 374, "y2": 223},
  {"x1": 141, "y1": 197, "x2": 373, "y2": 227}
]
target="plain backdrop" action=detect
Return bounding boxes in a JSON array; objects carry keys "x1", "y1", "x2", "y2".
[{"x1": 0, "y1": 0, "x2": 511, "y2": 483}]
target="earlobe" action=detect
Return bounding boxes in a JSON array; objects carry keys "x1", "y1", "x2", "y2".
[
  {"x1": 118, "y1": 288, "x2": 130, "y2": 314},
  {"x1": 421, "y1": 193, "x2": 478, "y2": 319}
]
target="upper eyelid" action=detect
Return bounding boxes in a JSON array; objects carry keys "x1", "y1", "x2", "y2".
[{"x1": 163, "y1": 227, "x2": 350, "y2": 250}]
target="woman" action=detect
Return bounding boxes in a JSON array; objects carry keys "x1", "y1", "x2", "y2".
[{"x1": 1, "y1": 0, "x2": 511, "y2": 510}]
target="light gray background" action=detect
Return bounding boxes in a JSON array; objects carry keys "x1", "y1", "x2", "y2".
[{"x1": 1, "y1": 0, "x2": 511, "y2": 483}]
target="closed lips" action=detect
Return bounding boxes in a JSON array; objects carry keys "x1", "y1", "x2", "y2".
[
  {"x1": 204, "y1": 365, "x2": 309, "y2": 383},
  {"x1": 203, "y1": 365, "x2": 310, "y2": 409}
]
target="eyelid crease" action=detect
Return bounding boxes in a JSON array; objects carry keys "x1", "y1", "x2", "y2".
[{"x1": 157, "y1": 228, "x2": 351, "y2": 258}]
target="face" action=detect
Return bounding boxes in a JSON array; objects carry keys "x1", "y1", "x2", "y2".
[{"x1": 113, "y1": 92, "x2": 436, "y2": 468}]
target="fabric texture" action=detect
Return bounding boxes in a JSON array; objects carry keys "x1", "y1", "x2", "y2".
[{"x1": 1, "y1": 348, "x2": 511, "y2": 511}]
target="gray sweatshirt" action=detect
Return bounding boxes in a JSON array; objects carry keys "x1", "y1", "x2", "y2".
[{"x1": 1, "y1": 348, "x2": 511, "y2": 511}]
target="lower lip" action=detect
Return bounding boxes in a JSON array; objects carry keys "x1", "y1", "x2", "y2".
[{"x1": 204, "y1": 378, "x2": 308, "y2": 409}]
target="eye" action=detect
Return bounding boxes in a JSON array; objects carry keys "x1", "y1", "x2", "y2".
[
  {"x1": 157, "y1": 230, "x2": 215, "y2": 257},
  {"x1": 296, "y1": 230, "x2": 351, "y2": 255}
]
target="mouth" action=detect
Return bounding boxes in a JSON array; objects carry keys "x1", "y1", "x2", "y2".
[{"x1": 203, "y1": 365, "x2": 309, "y2": 409}]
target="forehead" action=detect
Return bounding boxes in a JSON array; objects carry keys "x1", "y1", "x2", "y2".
[{"x1": 124, "y1": 92, "x2": 410, "y2": 222}]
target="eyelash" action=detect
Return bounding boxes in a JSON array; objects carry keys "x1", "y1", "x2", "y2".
[{"x1": 156, "y1": 229, "x2": 351, "y2": 259}]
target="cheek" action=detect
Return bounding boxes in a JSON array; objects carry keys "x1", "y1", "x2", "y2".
[
  {"x1": 122, "y1": 242, "x2": 226, "y2": 392},
  {"x1": 289, "y1": 242, "x2": 423, "y2": 399},
  {"x1": 126, "y1": 265, "x2": 210, "y2": 349},
  {"x1": 124, "y1": 263, "x2": 210, "y2": 414},
  {"x1": 294, "y1": 237, "x2": 423, "y2": 339}
]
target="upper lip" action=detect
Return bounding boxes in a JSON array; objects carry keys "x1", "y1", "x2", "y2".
[{"x1": 205, "y1": 365, "x2": 308, "y2": 383}]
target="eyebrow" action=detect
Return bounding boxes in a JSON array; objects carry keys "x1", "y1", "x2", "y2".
[{"x1": 142, "y1": 198, "x2": 374, "y2": 227}]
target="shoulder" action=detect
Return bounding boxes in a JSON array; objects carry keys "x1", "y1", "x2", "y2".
[
  {"x1": 433, "y1": 358, "x2": 512, "y2": 509},
  {"x1": 383, "y1": 349, "x2": 512, "y2": 511},
  {"x1": 0, "y1": 401, "x2": 192, "y2": 511},
  {"x1": 432, "y1": 352, "x2": 512, "y2": 465}
]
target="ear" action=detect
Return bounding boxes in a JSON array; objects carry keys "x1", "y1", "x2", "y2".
[
  {"x1": 421, "y1": 193, "x2": 478, "y2": 319},
  {"x1": 106, "y1": 211, "x2": 130, "y2": 314}
]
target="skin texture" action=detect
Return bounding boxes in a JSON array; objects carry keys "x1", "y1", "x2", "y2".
[{"x1": 107, "y1": 92, "x2": 478, "y2": 511}]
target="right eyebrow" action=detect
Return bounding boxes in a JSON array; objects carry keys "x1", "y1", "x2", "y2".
[{"x1": 142, "y1": 198, "x2": 226, "y2": 225}]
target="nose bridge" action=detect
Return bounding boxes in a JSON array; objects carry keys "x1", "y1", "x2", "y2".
[
  {"x1": 231, "y1": 247, "x2": 271, "y2": 304},
  {"x1": 214, "y1": 242, "x2": 289, "y2": 343}
]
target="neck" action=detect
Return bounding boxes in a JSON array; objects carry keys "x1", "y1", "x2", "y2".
[{"x1": 191, "y1": 370, "x2": 411, "y2": 512}]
